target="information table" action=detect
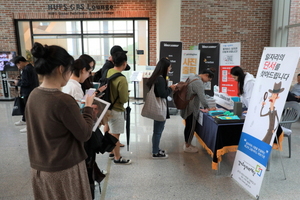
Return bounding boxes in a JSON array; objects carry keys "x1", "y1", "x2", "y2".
[{"x1": 194, "y1": 112, "x2": 283, "y2": 170}]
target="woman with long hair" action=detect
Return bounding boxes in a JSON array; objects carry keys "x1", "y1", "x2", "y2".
[
  {"x1": 230, "y1": 66, "x2": 255, "y2": 108},
  {"x1": 26, "y1": 42, "x2": 95, "y2": 199},
  {"x1": 79, "y1": 54, "x2": 96, "y2": 93},
  {"x1": 146, "y1": 58, "x2": 176, "y2": 159}
]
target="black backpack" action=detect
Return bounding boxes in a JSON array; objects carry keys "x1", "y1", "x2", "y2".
[{"x1": 99, "y1": 69, "x2": 124, "y2": 110}]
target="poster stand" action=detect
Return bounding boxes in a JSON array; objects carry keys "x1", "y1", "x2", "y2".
[
  {"x1": 130, "y1": 71, "x2": 144, "y2": 105},
  {"x1": 267, "y1": 128, "x2": 286, "y2": 179}
]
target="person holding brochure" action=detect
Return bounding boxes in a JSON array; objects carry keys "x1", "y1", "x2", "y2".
[
  {"x1": 25, "y1": 42, "x2": 95, "y2": 199},
  {"x1": 230, "y1": 66, "x2": 255, "y2": 109}
]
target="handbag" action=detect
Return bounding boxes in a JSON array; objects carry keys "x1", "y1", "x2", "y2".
[
  {"x1": 89, "y1": 128, "x2": 118, "y2": 154},
  {"x1": 12, "y1": 96, "x2": 25, "y2": 116},
  {"x1": 141, "y1": 84, "x2": 167, "y2": 121}
]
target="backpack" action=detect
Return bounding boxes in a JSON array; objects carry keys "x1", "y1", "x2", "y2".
[
  {"x1": 173, "y1": 78, "x2": 198, "y2": 109},
  {"x1": 99, "y1": 69, "x2": 124, "y2": 110}
]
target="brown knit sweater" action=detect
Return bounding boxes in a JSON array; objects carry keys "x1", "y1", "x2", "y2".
[{"x1": 25, "y1": 87, "x2": 93, "y2": 172}]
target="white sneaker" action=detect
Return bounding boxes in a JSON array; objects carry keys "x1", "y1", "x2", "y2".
[
  {"x1": 20, "y1": 127, "x2": 27, "y2": 133},
  {"x1": 183, "y1": 144, "x2": 198, "y2": 153},
  {"x1": 15, "y1": 120, "x2": 26, "y2": 126}
]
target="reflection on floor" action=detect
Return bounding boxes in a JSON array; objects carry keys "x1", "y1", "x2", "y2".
[{"x1": 1, "y1": 100, "x2": 300, "y2": 200}]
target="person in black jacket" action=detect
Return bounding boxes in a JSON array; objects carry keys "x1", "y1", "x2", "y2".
[
  {"x1": 93, "y1": 45, "x2": 130, "y2": 82},
  {"x1": 146, "y1": 58, "x2": 176, "y2": 159},
  {"x1": 12, "y1": 56, "x2": 39, "y2": 132}
]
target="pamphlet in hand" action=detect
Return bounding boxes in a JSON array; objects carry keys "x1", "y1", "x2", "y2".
[
  {"x1": 92, "y1": 97, "x2": 111, "y2": 132},
  {"x1": 82, "y1": 88, "x2": 96, "y2": 102}
]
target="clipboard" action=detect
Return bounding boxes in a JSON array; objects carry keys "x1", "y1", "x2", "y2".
[{"x1": 92, "y1": 97, "x2": 111, "y2": 132}]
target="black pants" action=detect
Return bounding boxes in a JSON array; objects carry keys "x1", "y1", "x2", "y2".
[
  {"x1": 22, "y1": 96, "x2": 28, "y2": 122},
  {"x1": 287, "y1": 92, "x2": 300, "y2": 102},
  {"x1": 184, "y1": 113, "x2": 196, "y2": 145}
]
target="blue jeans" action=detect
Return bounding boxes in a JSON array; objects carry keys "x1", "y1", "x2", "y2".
[{"x1": 152, "y1": 120, "x2": 166, "y2": 154}]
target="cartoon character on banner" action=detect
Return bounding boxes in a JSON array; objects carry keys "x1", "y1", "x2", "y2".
[{"x1": 260, "y1": 82, "x2": 284, "y2": 144}]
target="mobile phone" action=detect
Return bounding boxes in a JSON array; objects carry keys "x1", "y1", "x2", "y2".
[
  {"x1": 96, "y1": 92, "x2": 105, "y2": 98},
  {"x1": 82, "y1": 88, "x2": 96, "y2": 102},
  {"x1": 86, "y1": 88, "x2": 96, "y2": 96}
]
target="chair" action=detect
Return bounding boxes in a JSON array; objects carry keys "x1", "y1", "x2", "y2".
[{"x1": 279, "y1": 101, "x2": 300, "y2": 158}]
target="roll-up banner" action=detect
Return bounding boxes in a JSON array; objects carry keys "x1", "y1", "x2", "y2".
[
  {"x1": 219, "y1": 43, "x2": 241, "y2": 96},
  {"x1": 160, "y1": 41, "x2": 182, "y2": 107},
  {"x1": 231, "y1": 47, "x2": 300, "y2": 199},
  {"x1": 180, "y1": 50, "x2": 200, "y2": 82},
  {"x1": 198, "y1": 43, "x2": 220, "y2": 96}
]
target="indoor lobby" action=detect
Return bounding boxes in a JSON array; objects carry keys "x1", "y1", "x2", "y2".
[
  {"x1": 1, "y1": 100, "x2": 300, "y2": 200},
  {"x1": 1, "y1": 0, "x2": 300, "y2": 199}
]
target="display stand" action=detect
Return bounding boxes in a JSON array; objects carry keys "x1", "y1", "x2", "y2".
[
  {"x1": 130, "y1": 71, "x2": 144, "y2": 105},
  {"x1": 0, "y1": 71, "x2": 18, "y2": 101}
]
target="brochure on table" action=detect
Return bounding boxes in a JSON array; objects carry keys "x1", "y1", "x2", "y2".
[
  {"x1": 231, "y1": 47, "x2": 300, "y2": 199},
  {"x1": 213, "y1": 85, "x2": 234, "y2": 110}
]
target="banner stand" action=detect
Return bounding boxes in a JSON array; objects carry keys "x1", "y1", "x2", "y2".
[{"x1": 267, "y1": 129, "x2": 286, "y2": 180}]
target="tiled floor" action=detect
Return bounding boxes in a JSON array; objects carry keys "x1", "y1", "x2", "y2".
[{"x1": 1, "y1": 100, "x2": 300, "y2": 200}]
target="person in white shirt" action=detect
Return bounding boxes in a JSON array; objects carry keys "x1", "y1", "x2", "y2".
[
  {"x1": 62, "y1": 58, "x2": 92, "y2": 104},
  {"x1": 230, "y1": 66, "x2": 255, "y2": 109}
]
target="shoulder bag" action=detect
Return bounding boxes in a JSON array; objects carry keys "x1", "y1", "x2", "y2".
[{"x1": 141, "y1": 84, "x2": 167, "y2": 121}]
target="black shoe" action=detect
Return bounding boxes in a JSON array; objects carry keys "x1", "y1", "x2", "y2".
[
  {"x1": 109, "y1": 153, "x2": 114, "y2": 160},
  {"x1": 152, "y1": 152, "x2": 168, "y2": 159},
  {"x1": 114, "y1": 157, "x2": 132, "y2": 165}
]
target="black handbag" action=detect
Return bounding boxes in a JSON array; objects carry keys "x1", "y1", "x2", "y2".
[
  {"x1": 99, "y1": 131, "x2": 118, "y2": 154},
  {"x1": 89, "y1": 128, "x2": 118, "y2": 154},
  {"x1": 12, "y1": 96, "x2": 25, "y2": 116}
]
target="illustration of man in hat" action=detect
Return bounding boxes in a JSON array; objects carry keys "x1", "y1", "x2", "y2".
[{"x1": 260, "y1": 82, "x2": 284, "y2": 144}]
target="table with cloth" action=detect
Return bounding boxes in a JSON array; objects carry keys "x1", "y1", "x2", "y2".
[{"x1": 194, "y1": 112, "x2": 283, "y2": 170}]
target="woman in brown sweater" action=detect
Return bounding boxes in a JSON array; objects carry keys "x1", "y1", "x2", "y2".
[{"x1": 25, "y1": 42, "x2": 95, "y2": 200}]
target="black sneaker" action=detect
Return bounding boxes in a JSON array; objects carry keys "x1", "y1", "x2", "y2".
[
  {"x1": 159, "y1": 149, "x2": 167, "y2": 154},
  {"x1": 114, "y1": 157, "x2": 132, "y2": 165},
  {"x1": 152, "y1": 152, "x2": 168, "y2": 159}
]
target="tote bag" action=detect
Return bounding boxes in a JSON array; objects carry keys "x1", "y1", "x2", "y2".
[
  {"x1": 12, "y1": 96, "x2": 25, "y2": 116},
  {"x1": 141, "y1": 84, "x2": 167, "y2": 121}
]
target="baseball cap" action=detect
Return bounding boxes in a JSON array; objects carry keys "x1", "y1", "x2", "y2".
[{"x1": 110, "y1": 45, "x2": 128, "y2": 55}]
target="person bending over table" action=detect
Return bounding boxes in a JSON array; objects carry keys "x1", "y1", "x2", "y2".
[{"x1": 180, "y1": 68, "x2": 215, "y2": 153}]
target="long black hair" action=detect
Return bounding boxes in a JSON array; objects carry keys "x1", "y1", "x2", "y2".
[
  {"x1": 79, "y1": 54, "x2": 96, "y2": 70},
  {"x1": 146, "y1": 58, "x2": 171, "y2": 88},
  {"x1": 72, "y1": 58, "x2": 92, "y2": 78},
  {"x1": 230, "y1": 66, "x2": 245, "y2": 95}
]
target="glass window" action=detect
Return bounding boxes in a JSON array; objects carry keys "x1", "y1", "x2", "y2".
[
  {"x1": 33, "y1": 36, "x2": 82, "y2": 58},
  {"x1": 32, "y1": 21, "x2": 81, "y2": 34},
  {"x1": 17, "y1": 21, "x2": 32, "y2": 61},
  {"x1": 16, "y1": 19, "x2": 148, "y2": 98},
  {"x1": 83, "y1": 20, "x2": 133, "y2": 34}
]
